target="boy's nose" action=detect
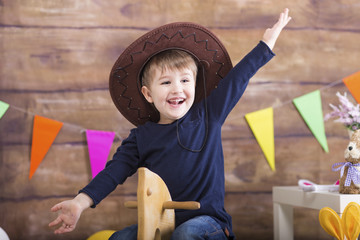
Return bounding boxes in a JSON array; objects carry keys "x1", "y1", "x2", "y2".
[{"x1": 171, "y1": 82, "x2": 183, "y2": 93}]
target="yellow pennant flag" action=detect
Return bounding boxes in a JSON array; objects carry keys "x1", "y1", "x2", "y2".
[{"x1": 245, "y1": 107, "x2": 275, "y2": 171}]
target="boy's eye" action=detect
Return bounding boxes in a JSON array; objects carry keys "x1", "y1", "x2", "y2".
[
  {"x1": 181, "y1": 79, "x2": 189, "y2": 83},
  {"x1": 161, "y1": 81, "x2": 171, "y2": 85}
]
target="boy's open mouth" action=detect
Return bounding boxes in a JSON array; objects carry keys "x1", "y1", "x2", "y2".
[{"x1": 168, "y1": 98, "x2": 185, "y2": 106}]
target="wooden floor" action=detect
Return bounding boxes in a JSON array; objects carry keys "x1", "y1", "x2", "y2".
[{"x1": 1, "y1": 0, "x2": 359, "y2": 239}]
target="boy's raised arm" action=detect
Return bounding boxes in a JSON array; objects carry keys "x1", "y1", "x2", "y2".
[{"x1": 262, "y1": 8, "x2": 292, "y2": 50}]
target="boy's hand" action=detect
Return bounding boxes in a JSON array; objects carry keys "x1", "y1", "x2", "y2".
[
  {"x1": 262, "y1": 8, "x2": 292, "y2": 50},
  {"x1": 49, "y1": 200, "x2": 81, "y2": 234},
  {"x1": 48, "y1": 193, "x2": 93, "y2": 234}
]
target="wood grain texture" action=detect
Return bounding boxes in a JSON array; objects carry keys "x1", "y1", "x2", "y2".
[{"x1": 1, "y1": 0, "x2": 359, "y2": 239}]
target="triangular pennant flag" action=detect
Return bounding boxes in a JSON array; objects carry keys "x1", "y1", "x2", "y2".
[
  {"x1": 0, "y1": 101, "x2": 10, "y2": 119},
  {"x1": 343, "y1": 71, "x2": 360, "y2": 104},
  {"x1": 293, "y1": 90, "x2": 329, "y2": 152},
  {"x1": 30, "y1": 115, "x2": 63, "y2": 179},
  {"x1": 245, "y1": 107, "x2": 275, "y2": 171},
  {"x1": 86, "y1": 130, "x2": 115, "y2": 179}
]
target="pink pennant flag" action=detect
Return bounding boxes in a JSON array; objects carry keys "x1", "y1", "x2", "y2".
[{"x1": 86, "y1": 130, "x2": 115, "y2": 178}]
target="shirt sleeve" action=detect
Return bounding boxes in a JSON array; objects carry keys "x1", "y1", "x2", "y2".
[
  {"x1": 79, "y1": 129, "x2": 140, "y2": 207},
  {"x1": 206, "y1": 41, "x2": 275, "y2": 124}
]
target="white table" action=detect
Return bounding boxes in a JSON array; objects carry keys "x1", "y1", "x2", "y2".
[{"x1": 272, "y1": 186, "x2": 360, "y2": 240}]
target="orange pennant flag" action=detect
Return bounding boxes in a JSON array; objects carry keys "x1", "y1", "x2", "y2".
[
  {"x1": 343, "y1": 71, "x2": 360, "y2": 104},
  {"x1": 29, "y1": 115, "x2": 63, "y2": 179}
]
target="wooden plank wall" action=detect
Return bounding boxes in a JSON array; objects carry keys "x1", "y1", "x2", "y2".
[{"x1": 1, "y1": 0, "x2": 359, "y2": 239}]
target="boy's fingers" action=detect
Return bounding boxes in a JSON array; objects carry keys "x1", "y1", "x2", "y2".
[
  {"x1": 49, "y1": 216, "x2": 62, "y2": 227},
  {"x1": 279, "y1": 12, "x2": 284, "y2": 21},
  {"x1": 54, "y1": 224, "x2": 74, "y2": 234},
  {"x1": 54, "y1": 225, "x2": 66, "y2": 234},
  {"x1": 62, "y1": 225, "x2": 75, "y2": 233},
  {"x1": 287, "y1": 17, "x2": 292, "y2": 24},
  {"x1": 280, "y1": 9, "x2": 289, "y2": 20},
  {"x1": 284, "y1": 9, "x2": 291, "y2": 23},
  {"x1": 283, "y1": 8, "x2": 289, "y2": 16},
  {"x1": 278, "y1": 9, "x2": 291, "y2": 28},
  {"x1": 50, "y1": 203, "x2": 62, "y2": 212}
]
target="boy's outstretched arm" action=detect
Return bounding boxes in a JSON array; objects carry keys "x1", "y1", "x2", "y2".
[
  {"x1": 48, "y1": 193, "x2": 93, "y2": 234},
  {"x1": 262, "y1": 8, "x2": 292, "y2": 50}
]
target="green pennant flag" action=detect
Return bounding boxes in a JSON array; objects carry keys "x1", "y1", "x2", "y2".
[
  {"x1": 293, "y1": 90, "x2": 329, "y2": 152},
  {"x1": 0, "y1": 101, "x2": 10, "y2": 119}
]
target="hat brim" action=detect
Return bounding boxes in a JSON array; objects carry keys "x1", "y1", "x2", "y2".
[{"x1": 109, "y1": 22, "x2": 233, "y2": 126}]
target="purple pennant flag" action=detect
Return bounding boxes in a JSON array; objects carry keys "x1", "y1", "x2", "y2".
[{"x1": 86, "y1": 130, "x2": 115, "y2": 179}]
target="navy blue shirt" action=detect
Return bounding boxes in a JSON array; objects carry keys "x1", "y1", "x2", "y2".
[{"x1": 80, "y1": 41, "x2": 274, "y2": 238}]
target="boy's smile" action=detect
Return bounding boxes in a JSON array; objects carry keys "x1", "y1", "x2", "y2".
[{"x1": 141, "y1": 67, "x2": 196, "y2": 124}]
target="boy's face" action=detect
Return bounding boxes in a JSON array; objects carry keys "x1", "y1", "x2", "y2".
[{"x1": 141, "y1": 66, "x2": 196, "y2": 124}]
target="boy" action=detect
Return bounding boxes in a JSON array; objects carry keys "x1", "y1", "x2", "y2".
[{"x1": 49, "y1": 9, "x2": 291, "y2": 239}]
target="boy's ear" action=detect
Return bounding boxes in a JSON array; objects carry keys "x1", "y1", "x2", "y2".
[{"x1": 141, "y1": 86, "x2": 153, "y2": 103}]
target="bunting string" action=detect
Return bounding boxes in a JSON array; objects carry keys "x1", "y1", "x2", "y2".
[
  {"x1": 0, "y1": 101, "x2": 123, "y2": 179},
  {"x1": 0, "y1": 78, "x2": 347, "y2": 134},
  {"x1": 0, "y1": 71, "x2": 359, "y2": 177},
  {"x1": 225, "y1": 75, "x2": 358, "y2": 171},
  {"x1": 3, "y1": 103, "x2": 124, "y2": 141},
  {"x1": 227, "y1": 78, "x2": 344, "y2": 122}
]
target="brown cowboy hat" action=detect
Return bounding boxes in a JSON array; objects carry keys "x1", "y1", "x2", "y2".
[{"x1": 109, "y1": 22, "x2": 233, "y2": 126}]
